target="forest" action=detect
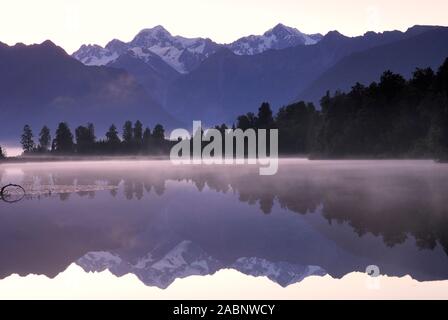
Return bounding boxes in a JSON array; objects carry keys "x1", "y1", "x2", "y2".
[{"x1": 2, "y1": 58, "x2": 448, "y2": 160}]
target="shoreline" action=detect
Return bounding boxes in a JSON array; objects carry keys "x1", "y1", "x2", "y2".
[
  {"x1": 0, "y1": 155, "x2": 172, "y2": 163},
  {"x1": 0, "y1": 155, "x2": 441, "y2": 164}
]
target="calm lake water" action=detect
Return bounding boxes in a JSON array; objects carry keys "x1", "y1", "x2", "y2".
[{"x1": 1, "y1": 159, "x2": 448, "y2": 298}]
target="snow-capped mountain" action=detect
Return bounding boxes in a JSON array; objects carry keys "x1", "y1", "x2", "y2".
[
  {"x1": 72, "y1": 44, "x2": 119, "y2": 66},
  {"x1": 77, "y1": 240, "x2": 326, "y2": 289},
  {"x1": 128, "y1": 26, "x2": 221, "y2": 73},
  {"x1": 72, "y1": 24, "x2": 322, "y2": 73},
  {"x1": 73, "y1": 25, "x2": 221, "y2": 74},
  {"x1": 77, "y1": 241, "x2": 223, "y2": 289},
  {"x1": 228, "y1": 23, "x2": 323, "y2": 55},
  {"x1": 232, "y1": 257, "x2": 326, "y2": 287}
]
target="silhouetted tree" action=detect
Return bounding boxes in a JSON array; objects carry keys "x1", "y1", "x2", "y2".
[
  {"x1": 152, "y1": 124, "x2": 165, "y2": 142},
  {"x1": 106, "y1": 124, "x2": 121, "y2": 146},
  {"x1": 256, "y1": 102, "x2": 274, "y2": 129},
  {"x1": 88, "y1": 123, "x2": 95, "y2": 140},
  {"x1": 151, "y1": 124, "x2": 166, "y2": 153},
  {"x1": 122, "y1": 121, "x2": 133, "y2": 145},
  {"x1": 133, "y1": 120, "x2": 143, "y2": 145},
  {"x1": 75, "y1": 123, "x2": 96, "y2": 154},
  {"x1": 276, "y1": 101, "x2": 320, "y2": 154},
  {"x1": 214, "y1": 124, "x2": 228, "y2": 135},
  {"x1": 54, "y1": 122, "x2": 74, "y2": 153},
  {"x1": 410, "y1": 68, "x2": 435, "y2": 93},
  {"x1": 378, "y1": 70, "x2": 406, "y2": 100},
  {"x1": 38, "y1": 126, "x2": 51, "y2": 152},
  {"x1": 21, "y1": 125, "x2": 35, "y2": 153},
  {"x1": 0, "y1": 145, "x2": 5, "y2": 159},
  {"x1": 143, "y1": 127, "x2": 152, "y2": 151},
  {"x1": 237, "y1": 112, "x2": 257, "y2": 130}
]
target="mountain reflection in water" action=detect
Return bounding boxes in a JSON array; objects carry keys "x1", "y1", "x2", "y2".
[{"x1": 1, "y1": 159, "x2": 448, "y2": 289}]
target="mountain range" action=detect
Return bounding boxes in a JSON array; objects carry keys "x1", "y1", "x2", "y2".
[
  {"x1": 73, "y1": 24, "x2": 321, "y2": 73},
  {"x1": 1, "y1": 23, "x2": 448, "y2": 143},
  {"x1": 77, "y1": 240, "x2": 326, "y2": 289},
  {"x1": 297, "y1": 26, "x2": 448, "y2": 103},
  {"x1": 71, "y1": 23, "x2": 324, "y2": 118},
  {"x1": 168, "y1": 26, "x2": 448, "y2": 124},
  {"x1": 73, "y1": 24, "x2": 448, "y2": 126}
]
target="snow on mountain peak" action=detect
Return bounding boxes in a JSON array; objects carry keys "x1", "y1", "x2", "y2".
[
  {"x1": 77, "y1": 241, "x2": 222, "y2": 289},
  {"x1": 228, "y1": 23, "x2": 323, "y2": 55},
  {"x1": 73, "y1": 25, "x2": 221, "y2": 73},
  {"x1": 266, "y1": 23, "x2": 302, "y2": 37},
  {"x1": 105, "y1": 39, "x2": 128, "y2": 55},
  {"x1": 72, "y1": 44, "x2": 119, "y2": 66},
  {"x1": 131, "y1": 25, "x2": 174, "y2": 48},
  {"x1": 77, "y1": 241, "x2": 327, "y2": 289},
  {"x1": 129, "y1": 26, "x2": 222, "y2": 73},
  {"x1": 72, "y1": 24, "x2": 323, "y2": 72},
  {"x1": 232, "y1": 257, "x2": 326, "y2": 287}
]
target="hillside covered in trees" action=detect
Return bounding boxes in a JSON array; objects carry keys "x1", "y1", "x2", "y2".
[
  {"x1": 312, "y1": 58, "x2": 448, "y2": 159},
  {"x1": 249, "y1": 57, "x2": 448, "y2": 159},
  {"x1": 1, "y1": 58, "x2": 447, "y2": 160}
]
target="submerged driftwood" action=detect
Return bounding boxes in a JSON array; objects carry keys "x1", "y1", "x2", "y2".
[
  {"x1": 0, "y1": 183, "x2": 118, "y2": 203},
  {"x1": 0, "y1": 184, "x2": 26, "y2": 203}
]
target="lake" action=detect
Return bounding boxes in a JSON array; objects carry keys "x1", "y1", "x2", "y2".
[{"x1": 1, "y1": 159, "x2": 448, "y2": 299}]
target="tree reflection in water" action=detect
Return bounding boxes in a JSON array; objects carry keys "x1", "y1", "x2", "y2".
[
  {"x1": 3, "y1": 160, "x2": 447, "y2": 255},
  {"x1": 1, "y1": 160, "x2": 448, "y2": 287}
]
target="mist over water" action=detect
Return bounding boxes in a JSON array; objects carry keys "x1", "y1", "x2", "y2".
[
  {"x1": 0, "y1": 145, "x2": 21, "y2": 157},
  {"x1": 1, "y1": 159, "x2": 448, "y2": 292}
]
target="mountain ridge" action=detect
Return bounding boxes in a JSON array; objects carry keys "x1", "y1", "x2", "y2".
[
  {"x1": 297, "y1": 26, "x2": 448, "y2": 104},
  {"x1": 165, "y1": 25, "x2": 447, "y2": 124},
  {"x1": 0, "y1": 40, "x2": 178, "y2": 142},
  {"x1": 72, "y1": 23, "x2": 324, "y2": 74},
  {"x1": 77, "y1": 240, "x2": 327, "y2": 289}
]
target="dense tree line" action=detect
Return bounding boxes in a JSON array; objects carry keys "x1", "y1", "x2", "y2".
[
  {"x1": 313, "y1": 59, "x2": 448, "y2": 158},
  {"x1": 235, "y1": 101, "x2": 319, "y2": 155},
  {"x1": 19, "y1": 121, "x2": 171, "y2": 156},
  {"x1": 235, "y1": 58, "x2": 448, "y2": 159},
  {"x1": 17, "y1": 104, "x2": 280, "y2": 157},
  {"x1": 11, "y1": 58, "x2": 448, "y2": 160}
]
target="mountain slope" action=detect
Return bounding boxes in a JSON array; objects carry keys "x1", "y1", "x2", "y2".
[
  {"x1": 72, "y1": 26, "x2": 219, "y2": 106},
  {"x1": 71, "y1": 24, "x2": 323, "y2": 109},
  {"x1": 297, "y1": 26, "x2": 448, "y2": 105},
  {"x1": 128, "y1": 26, "x2": 221, "y2": 74},
  {"x1": 77, "y1": 241, "x2": 326, "y2": 289},
  {"x1": 73, "y1": 24, "x2": 323, "y2": 73},
  {"x1": 165, "y1": 27, "x2": 421, "y2": 125},
  {"x1": 107, "y1": 48, "x2": 180, "y2": 105},
  {"x1": 71, "y1": 44, "x2": 119, "y2": 66},
  {"x1": 0, "y1": 41, "x2": 177, "y2": 141},
  {"x1": 73, "y1": 25, "x2": 222, "y2": 74},
  {"x1": 228, "y1": 23, "x2": 322, "y2": 55},
  {"x1": 78, "y1": 241, "x2": 223, "y2": 289}
]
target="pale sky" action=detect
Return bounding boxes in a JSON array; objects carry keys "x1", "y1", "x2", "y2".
[{"x1": 0, "y1": 0, "x2": 447, "y2": 53}]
